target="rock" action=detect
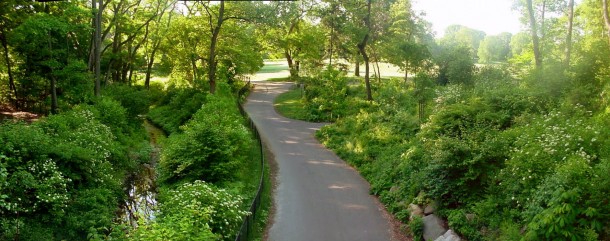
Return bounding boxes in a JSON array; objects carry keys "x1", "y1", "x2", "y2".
[
  {"x1": 424, "y1": 202, "x2": 437, "y2": 215},
  {"x1": 435, "y1": 229, "x2": 461, "y2": 241},
  {"x1": 408, "y1": 203, "x2": 424, "y2": 220},
  {"x1": 423, "y1": 214, "x2": 447, "y2": 241},
  {"x1": 389, "y1": 185, "x2": 400, "y2": 193}
]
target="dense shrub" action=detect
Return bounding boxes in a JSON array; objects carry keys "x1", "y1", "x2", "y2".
[
  {"x1": 0, "y1": 106, "x2": 129, "y2": 240},
  {"x1": 102, "y1": 84, "x2": 161, "y2": 120},
  {"x1": 159, "y1": 94, "x2": 252, "y2": 185},
  {"x1": 316, "y1": 62, "x2": 610, "y2": 240},
  {"x1": 302, "y1": 68, "x2": 372, "y2": 122},
  {"x1": 148, "y1": 86, "x2": 207, "y2": 134},
  {"x1": 409, "y1": 215, "x2": 424, "y2": 241},
  {"x1": 418, "y1": 99, "x2": 511, "y2": 206},
  {"x1": 132, "y1": 181, "x2": 249, "y2": 240}
]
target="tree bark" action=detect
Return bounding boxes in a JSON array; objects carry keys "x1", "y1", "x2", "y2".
[
  {"x1": 354, "y1": 57, "x2": 360, "y2": 76},
  {"x1": 375, "y1": 55, "x2": 381, "y2": 83},
  {"x1": 46, "y1": 30, "x2": 57, "y2": 114},
  {"x1": 94, "y1": 0, "x2": 102, "y2": 97},
  {"x1": 1, "y1": 31, "x2": 17, "y2": 105},
  {"x1": 526, "y1": 0, "x2": 542, "y2": 68},
  {"x1": 329, "y1": 17, "x2": 334, "y2": 68},
  {"x1": 208, "y1": 1, "x2": 224, "y2": 94},
  {"x1": 285, "y1": 50, "x2": 296, "y2": 78},
  {"x1": 88, "y1": 0, "x2": 95, "y2": 71},
  {"x1": 357, "y1": 0, "x2": 373, "y2": 101},
  {"x1": 565, "y1": 0, "x2": 574, "y2": 66},
  {"x1": 286, "y1": 19, "x2": 299, "y2": 78},
  {"x1": 404, "y1": 63, "x2": 408, "y2": 83},
  {"x1": 50, "y1": 76, "x2": 58, "y2": 114},
  {"x1": 603, "y1": 0, "x2": 610, "y2": 46},
  {"x1": 191, "y1": 58, "x2": 197, "y2": 83},
  {"x1": 145, "y1": 46, "x2": 158, "y2": 89}
]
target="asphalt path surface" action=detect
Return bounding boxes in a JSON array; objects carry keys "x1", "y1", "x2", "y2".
[{"x1": 244, "y1": 81, "x2": 398, "y2": 241}]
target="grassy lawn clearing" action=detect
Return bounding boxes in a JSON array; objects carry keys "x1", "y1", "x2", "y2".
[{"x1": 273, "y1": 87, "x2": 309, "y2": 121}]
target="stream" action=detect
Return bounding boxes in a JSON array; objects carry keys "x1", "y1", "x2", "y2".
[{"x1": 121, "y1": 119, "x2": 166, "y2": 227}]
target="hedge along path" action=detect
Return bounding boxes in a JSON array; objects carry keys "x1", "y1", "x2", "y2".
[{"x1": 243, "y1": 80, "x2": 402, "y2": 241}]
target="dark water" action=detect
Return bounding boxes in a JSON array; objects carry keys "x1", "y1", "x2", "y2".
[{"x1": 121, "y1": 119, "x2": 165, "y2": 226}]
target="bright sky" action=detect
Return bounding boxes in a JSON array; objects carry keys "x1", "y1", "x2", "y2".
[{"x1": 411, "y1": 0, "x2": 523, "y2": 37}]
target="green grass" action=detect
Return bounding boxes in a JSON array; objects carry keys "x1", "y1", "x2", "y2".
[
  {"x1": 266, "y1": 76, "x2": 293, "y2": 82},
  {"x1": 256, "y1": 62, "x2": 289, "y2": 74},
  {"x1": 273, "y1": 88, "x2": 309, "y2": 121}
]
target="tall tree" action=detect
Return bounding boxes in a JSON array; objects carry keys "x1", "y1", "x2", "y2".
[
  {"x1": 205, "y1": 1, "x2": 224, "y2": 94},
  {"x1": 94, "y1": 0, "x2": 102, "y2": 96},
  {"x1": 357, "y1": 0, "x2": 373, "y2": 101},
  {"x1": 440, "y1": 25, "x2": 486, "y2": 58},
  {"x1": 266, "y1": 0, "x2": 315, "y2": 78},
  {"x1": 0, "y1": 0, "x2": 42, "y2": 106},
  {"x1": 477, "y1": 33, "x2": 512, "y2": 63},
  {"x1": 200, "y1": 0, "x2": 261, "y2": 93},
  {"x1": 145, "y1": 2, "x2": 175, "y2": 89},
  {"x1": 526, "y1": 0, "x2": 543, "y2": 68},
  {"x1": 604, "y1": 0, "x2": 610, "y2": 46},
  {"x1": 381, "y1": 0, "x2": 431, "y2": 83},
  {"x1": 564, "y1": 0, "x2": 574, "y2": 66}
]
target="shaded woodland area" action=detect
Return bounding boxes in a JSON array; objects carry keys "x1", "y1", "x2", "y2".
[{"x1": 1, "y1": 0, "x2": 610, "y2": 240}]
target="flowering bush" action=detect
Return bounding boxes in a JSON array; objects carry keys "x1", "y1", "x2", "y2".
[
  {"x1": 132, "y1": 181, "x2": 248, "y2": 240},
  {"x1": 494, "y1": 108, "x2": 609, "y2": 240}
]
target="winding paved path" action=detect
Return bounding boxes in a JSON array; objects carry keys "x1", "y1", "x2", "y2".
[{"x1": 244, "y1": 81, "x2": 398, "y2": 241}]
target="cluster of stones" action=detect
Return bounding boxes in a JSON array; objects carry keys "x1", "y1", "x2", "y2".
[{"x1": 408, "y1": 203, "x2": 461, "y2": 241}]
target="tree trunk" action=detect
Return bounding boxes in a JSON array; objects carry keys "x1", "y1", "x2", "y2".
[
  {"x1": 354, "y1": 57, "x2": 360, "y2": 76},
  {"x1": 540, "y1": 1, "x2": 546, "y2": 58},
  {"x1": 358, "y1": 0, "x2": 372, "y2": 101},
  {"x1": 208, "y1": 1, "x2": 224, "y2": 94},
  {"x1": 359, "y1": 47, "x2": 372, "y2": 100},
  {"x1": 50, "y1": 76, "x2": 58, "y2": 114},
  {"x1": 329, "y1": 19, "x2": 334, "y2": 68},
  {"x1": 526, "y1": 0, "x2": 542, "y2": 68},
  {"x1": 565, "y1": 0, "x2": 574, "y2": 66},
  {"x1": 375, "y1": 56, "x2": 381, "y2": 83},
  {"x1": 88, "y1": 0, "x2": 95, "y2": 71},
  {"x1": 46, "y1": 30, "x2": 58, "y2": 114},
  {"x1": 1, "y1": 31, "x2": 17, "y2": 105},
  {"x1": 404, "y1": 63, "x2": 408, "y2": 83},
  {"x1": 191, "y1": 58, "x2": 197, "y2": 83},
  {"x1": 603, "y1": 0, "x2": 610, "y2": 46},
  {"x1": 285, "y1": 51, "x2": 296, "y2": 78},
  {"x1": 145, "y1": 46, "x2": 158, "y2": 89},
  {"x1": 127, "y1": 63, "x2": 134, "y2": 85},
  {"x1": 94, "y1": 0, "x2": 102, "y2": 97}
]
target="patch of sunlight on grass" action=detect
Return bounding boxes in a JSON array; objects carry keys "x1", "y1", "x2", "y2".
[{"x1": 273, "y1": 88, "x2": 310, "y2": 121}]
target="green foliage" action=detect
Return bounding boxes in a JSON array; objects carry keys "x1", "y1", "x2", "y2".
[
  {"x1": 316, "y1": 52, "x2": 610, "y2": 239},
  {"x1": 447, "y1": 209, "x2": 483, "y2": 241},
  {"x1": 0, "y1": 104, "x2": 134, "y2": 240},
  {"x1": 409, "y1": 215, "x2": 424, "y2": 241},
  {"x1": 433, "y1": 43, "x2": 475, "y2": 86},
  {"x1": 159, "y1": 94, "x2": 252, "y2": 185},
  {"x1": 102, "y1": 84, "x2": 164, "y2": 120},
  {"x1": 148, "y1": 86, "x2": 207, "y2": 134},
  {"x1": 419, "y1": 99, "x2": 511, "y2": 205},
  {"x1": 301, "y1": 68, "x2": 372, "y2": 122},
  {"x1": 9, "y1": 12, "x2": 90, "y2": 112},
  {"x1": 131, "y1": 181, "x2": 249, "y2": 240},
  {"x1": 477, "y1": 33, "x2": 511, "y2": 63},
  {"x1": 440, "y1": 25, "x2": 486, "y2": 58}
]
